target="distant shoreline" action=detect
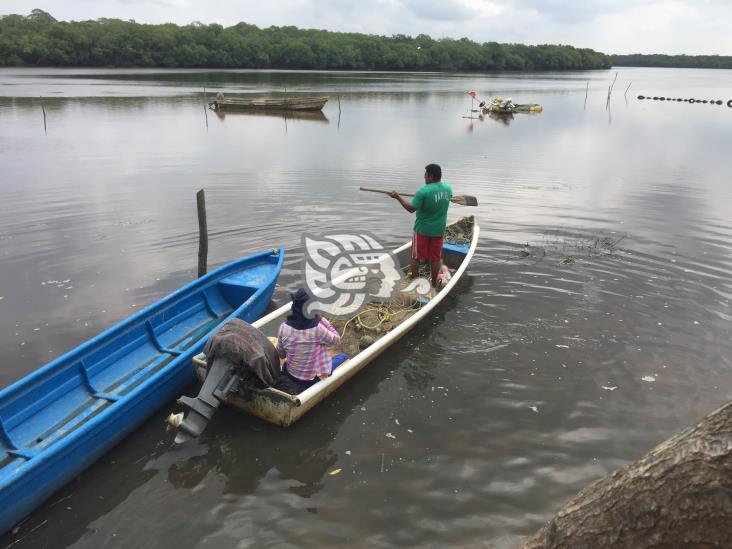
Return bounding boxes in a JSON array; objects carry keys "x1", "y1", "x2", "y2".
[{"x1": 2, "y1": 10, "x2": 730, "y2": 71}]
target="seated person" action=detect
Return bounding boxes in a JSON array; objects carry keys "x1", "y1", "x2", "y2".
[{"x1": 276, "y1": 288, "x2": 341, "y2": 389}]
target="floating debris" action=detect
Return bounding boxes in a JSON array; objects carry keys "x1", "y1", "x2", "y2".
[
  {"x1": 328, "y1": 468, "x2": 342, "y2": 476},
  {"x1": 385, "y1": 432, "x2": 396, "y2": 439},
  {"x1": 641, "y1": 375, "x2": 656, "y2": 382},
  {"x1": 602, "y1": 385, "x2": 618, "y2": 391},
  {"x1": 529, "y1": 406, "x2": 539, "y2": 413}
]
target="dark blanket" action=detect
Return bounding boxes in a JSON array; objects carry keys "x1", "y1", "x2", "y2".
[{"x1": 203, "y1": 318, "x2": 280, "y2": 388}]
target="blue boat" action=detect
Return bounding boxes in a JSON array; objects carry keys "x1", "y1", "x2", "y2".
[{"x1": 0, "y1": 248, "x2": 284, "y2": 534}]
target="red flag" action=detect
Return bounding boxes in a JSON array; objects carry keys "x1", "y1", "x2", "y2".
[{"x1": 468, "y1": 90, "x2": 477, "y2": 98}]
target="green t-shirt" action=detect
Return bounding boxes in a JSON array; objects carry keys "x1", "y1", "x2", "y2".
[{"x1": 411, "y1": 181, "x2": 453, "y2": 237}]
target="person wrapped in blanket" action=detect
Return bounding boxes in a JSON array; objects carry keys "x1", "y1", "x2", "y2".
[{"x1": 276, "y1": 288, "x2": 342, "y2": 390}]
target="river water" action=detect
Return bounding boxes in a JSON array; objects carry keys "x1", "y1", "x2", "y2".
[{"x1": 1, "y1": 67, "x2": 731, "y2": 547}]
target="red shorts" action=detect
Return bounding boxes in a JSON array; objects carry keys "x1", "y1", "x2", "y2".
[{"x1": 412, "y1": 232, "x2": 443, "y2": 262}]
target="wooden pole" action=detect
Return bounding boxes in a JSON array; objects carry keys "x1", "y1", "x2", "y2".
[
  {"x1": 196, "y1": 189, "x2": 208, "y2": 278},
  {"x1": 40, "y1": 96, "x2": 47, "y2": 134},
  {"x1": 203, "y1": 87, "x2": 208, "y2": 129},
  {"x1": 606, "y1": 72, "x2": 618, "y2": 109},
  {"x1": 624, "y1": 81, "x2": 632, "y2": 97}
]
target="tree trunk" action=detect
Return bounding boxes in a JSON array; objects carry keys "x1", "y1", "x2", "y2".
[{"x1": 523, "y1": 402, "x2": 732, "y2": 548}]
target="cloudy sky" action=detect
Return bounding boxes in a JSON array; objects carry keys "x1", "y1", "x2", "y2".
[{"x1": 2, "y1": 0, "x2": 730, "y2": 55}]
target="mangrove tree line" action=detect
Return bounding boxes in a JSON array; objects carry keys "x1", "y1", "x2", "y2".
[
  {"x1": 0, "y1": 9, "x2": 611, "y2": 71},
  {"x1": 611, "y1": 53, "x2": 732, "y2": 69}
]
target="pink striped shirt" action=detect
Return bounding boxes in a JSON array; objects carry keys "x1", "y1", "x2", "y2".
[{"x1": 276, "y1": 318, "x2": 341, "y2": 381}]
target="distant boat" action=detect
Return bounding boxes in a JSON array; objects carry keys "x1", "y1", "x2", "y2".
[
  {"x1": 482, "y1": 101, "x2": 543, "y2": 115},
  {"x1": 0, "y1": 248, "x2": 284, "y2": 535},
  {"x1": 184, "y1": 217, "x2": 479, "y2": 428},
  {"x1": 209, "y1": 96, "x2": 329, "y2": 112}
]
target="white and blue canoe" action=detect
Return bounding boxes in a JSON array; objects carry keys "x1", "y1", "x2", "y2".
[
  {"x1": 0, "y1": 247, "x2": 284, "y2": 534},
  {"x1": 192, "y1": 217, "x2": 479, "y2": 427}
]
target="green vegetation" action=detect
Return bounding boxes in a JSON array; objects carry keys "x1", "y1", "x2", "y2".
[
  {"x1": 0, "y1": 9, "x2": 610, "y2": 70},
  {"x1": 611, "y1": 53, "x2": 732, "y2": 69},
  {"x1": 563, "y1": 255, "x2": 576, "y2": 265}
]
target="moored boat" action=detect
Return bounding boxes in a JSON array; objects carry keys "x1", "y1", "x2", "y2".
[
  {"x1": 0, "y1": 248, "x2": 284, "y2": 535},
  {"x1": 190, "y1": 217, "x2": 479, "y2": 427},
  {"x1": 481, "y1": 99, "x2": 543, "y2": 115},
  {"x1": 209, "y1": 96, "x2": 329, "y2": 112}
]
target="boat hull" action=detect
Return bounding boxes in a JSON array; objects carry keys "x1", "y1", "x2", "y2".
[
  {"x1": 211, "y1": 97, "x2": 328, "y2": 112},
  {"x1": 193, "y1": 220, "x2": 479, "y2": 427},
  {"x1": 0, "y1": 248, "x2": 284, "y2": 534}
]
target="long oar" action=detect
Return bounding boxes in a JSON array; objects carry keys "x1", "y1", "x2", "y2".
[{"x1": 360, "y1": 187, "x2": 478, "y2": 207}]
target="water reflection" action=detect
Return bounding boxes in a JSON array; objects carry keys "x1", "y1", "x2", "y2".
[{"x1": 213, "y1": 108, "x2": 329, "y2": 124}]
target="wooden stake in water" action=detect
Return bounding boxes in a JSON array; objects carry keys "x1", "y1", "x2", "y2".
[
  {"x1": 606, "y1": 72, "x2": 618, "y2": 109},
  {"x1": 40, "y1": 96, "x2": 47, "y2": 134},
  {"x1": 624, "y1": 82, "x2": 632, "y2": 97},
  {"x1": 196, "y1": 189, "x2": 208, "y2": 278},
  {"x1": 203, "y1": 87, "x2": 208, "y2": 129}
]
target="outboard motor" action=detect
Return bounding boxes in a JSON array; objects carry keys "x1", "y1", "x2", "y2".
[
  {"x1": 170, "y1": 357, "x2": 239, "y2": 443},
  {"x1": 168, "y1": 318, "x2": 281, "y2": 443}
]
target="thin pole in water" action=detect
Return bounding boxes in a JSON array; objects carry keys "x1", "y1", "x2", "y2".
[
  {"x1": 197, "y1": 189, "x2": 208, "y2": 278},
  {"x1": 203, "y1": 87, "x2": 208, "y2": 129},
  {"x1": 624, "y1": 81, "x2": 632, "y2": 97},
  {"x1": 40, "y1": 96, "x2": 47, "y2": 134},
  {"x1": 337, "y1": 95, "x2": 341, "y2": 130},
  {"x1": 606, "y1": 72, "x2": 618, "y2": 109}
]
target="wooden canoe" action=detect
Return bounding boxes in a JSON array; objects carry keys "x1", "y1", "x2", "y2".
[
  {"x1": 192, "y1": 218, "x2": 479, "y2": 427},
  {"x1": 210, "y1": 96, "x2": 328, "y2": 112},
  {"x1": 0, "y1": 248, "x2": 284, "y2": 535}
]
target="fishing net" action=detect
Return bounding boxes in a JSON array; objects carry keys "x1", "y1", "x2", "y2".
[
  {"x1": 444, "y1": 215, "x2": 474, "y2": 246},
  {"x1": 328, "y1": 288, "x2": 423, "y2": 357}
]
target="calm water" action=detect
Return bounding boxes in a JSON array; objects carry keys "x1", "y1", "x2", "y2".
[{"x1": 1, "y1": 67, "x2": 732, "y2": 547}]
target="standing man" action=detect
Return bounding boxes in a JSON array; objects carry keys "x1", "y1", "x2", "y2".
[{"x1": 389, "y1": 164, "x2": 452, "y2": 288}]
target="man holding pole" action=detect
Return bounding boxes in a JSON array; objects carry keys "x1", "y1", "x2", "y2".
[{"x1": 389, "y1": 164, "x2": 452, "y2": 289}]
